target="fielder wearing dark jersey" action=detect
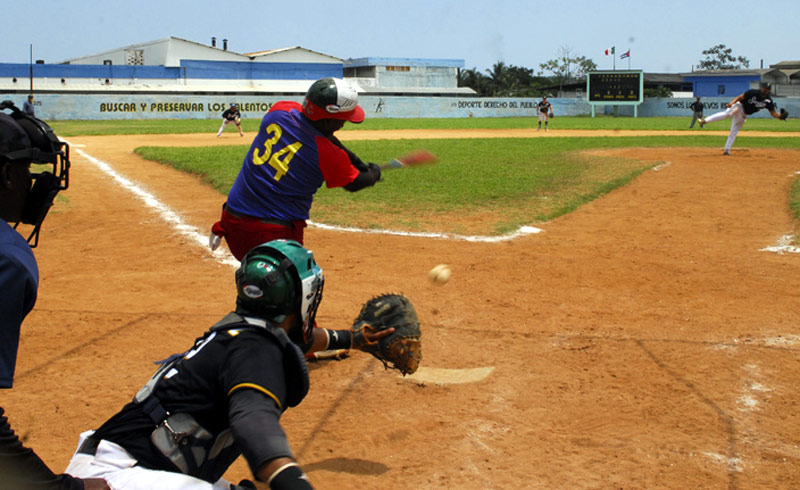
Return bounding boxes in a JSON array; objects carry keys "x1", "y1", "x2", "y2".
[
  {"x1": 537, "y1": 97, "x2": 553, "y2": 131},
  {"x1": 222, "y1": 106, "x2": 242, "y2": 122},
  {"x1": 698, "y1": 83, "x2": 783, "y2": 155},
  {"x1": 217, "y1": 104, "x2": 244, "y2": 138},
  {"x1": 210, "y1": 78, "x2": 381, "y2": 260}
]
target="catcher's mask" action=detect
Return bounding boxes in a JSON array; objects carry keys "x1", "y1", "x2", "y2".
[
  {"x1": 235, "y1": 240, "x2": 324, "y2": 346},
  {"x1": 302, "y1": 77, "x2": 365, "y2": 123},
  {"x1": 0, "y1": 100, "x2": 70, "y2": 247}
]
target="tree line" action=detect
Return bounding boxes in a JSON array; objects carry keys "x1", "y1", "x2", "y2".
[
  {"x1": 458, "y1": 44, "x2": 750, "y2": 98},
  {"x1": 458, "y1": 46, "x2": 596, "y2": 97}
]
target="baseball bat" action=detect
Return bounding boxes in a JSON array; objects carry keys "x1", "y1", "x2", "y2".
[{"x1": 380, "y1": 149, "x2": 437, "y2": 170}]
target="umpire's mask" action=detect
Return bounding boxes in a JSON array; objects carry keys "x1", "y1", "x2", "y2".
[{"x1": 0, "y1": 101, "x2": 70, "y2": 247}]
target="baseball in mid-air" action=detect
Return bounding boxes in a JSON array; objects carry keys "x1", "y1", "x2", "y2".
[{"x1": 428, "y1": 264, "x2": 451, "y2": 285}]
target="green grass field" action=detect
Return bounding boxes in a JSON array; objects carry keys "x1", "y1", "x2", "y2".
[
  {"x1": 134, "y1": 131, "x2": 800, "y2": 235},
  {"x1": 50, "y1": 115, "x2": 800, "y2": 136}
]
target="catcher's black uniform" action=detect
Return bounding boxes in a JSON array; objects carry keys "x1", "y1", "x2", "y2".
[{"x1": 73, "y1": 314, "x2": 308, "y2": 484}]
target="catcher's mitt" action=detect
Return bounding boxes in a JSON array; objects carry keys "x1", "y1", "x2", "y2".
[
  {"x1": 779, "y1": 108, "x2": 789, "y2": 120},
  {"x1": 351, "y1": 293, "x2": 421, "y2": 375}
]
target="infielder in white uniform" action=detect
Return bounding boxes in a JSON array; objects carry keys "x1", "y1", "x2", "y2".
[{"x1": 698, "y1": 83, "x2": 784, "y2": 155}]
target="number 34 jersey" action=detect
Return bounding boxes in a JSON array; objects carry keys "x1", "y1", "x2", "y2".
[{"x1": 226, "y1": 101, "x2": 359, "y2": 221}]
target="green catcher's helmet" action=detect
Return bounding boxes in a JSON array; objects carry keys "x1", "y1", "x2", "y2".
[
  {"x1": 235, "y1": 240, "x2": 324, "y2": 345},
  {"x1": 302, "y1": 77, "x2": 365, "y2": 123}
]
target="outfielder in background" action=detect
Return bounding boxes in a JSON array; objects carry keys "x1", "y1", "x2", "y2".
[
  {"x1": 217, "y1": 103, "x2": 244, "y2": 138},
  {"x1": 65, "y1": 240, "x2": 412, "y2": 490},
  {"x1": 537, "y1": 96, "x2": 553, "y2": 132},
  {"x1": 209, "y1": 77, "x2": 381, "y2": 260},
  {"x1": 0, "y1": 103, "x2": 109, "y2": 490},
  {"x1": 689, "y1": 96, "x2": 704, "y2": 128},
  {"x1": 698, "y1": 83, "x2": 788, "y2": 155}
]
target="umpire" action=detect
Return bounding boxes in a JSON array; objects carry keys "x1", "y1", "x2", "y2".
[
  {"x1": 689, "y1": 96, "x2": 704, "y2": 128},
  {"x1": 0, "y1": 103, "x2": 108, "y2": 489},
  {"x1": 65, "y1": 240, "x2": 390, "y2": 490}
]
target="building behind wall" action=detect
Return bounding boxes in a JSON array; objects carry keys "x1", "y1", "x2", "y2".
[
  {"x1": 343, "y1": 57, "x2": 475, "y2": 96},
  {"x1": 0, "y1": 37, "x2": 345, "y2": 95},
  {"x1": 0, "y1": 37, "x2": 474, "y2": 97},
  {"x1": 684, "y1": 61, "x2": 800, "y2": 98}
]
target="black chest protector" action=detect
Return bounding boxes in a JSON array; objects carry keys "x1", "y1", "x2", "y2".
[
  {"x1": 131, "y1": 313, "x2": 309, "y2": 481},
  {"x1": 209, "y1": 312, "x2": 310, "y2": 407}
]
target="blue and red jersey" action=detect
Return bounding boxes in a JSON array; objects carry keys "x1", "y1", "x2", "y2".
[{"x1": 226, "y1": 101, "x2": 359, "y2": 221}]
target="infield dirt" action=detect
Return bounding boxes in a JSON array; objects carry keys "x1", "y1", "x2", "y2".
[{"x1": 4, "y1": 130, "x2": 800, "y2": 489}]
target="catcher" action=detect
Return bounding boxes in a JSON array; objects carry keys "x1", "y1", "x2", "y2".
[
  {"x1": 698, "y1": 82, "x2": 789, "y2": 155},
  {"x1": 217, "y1": 103, "x2": 244, "y2": 138},
  {"x1": 65, "y1": 240, "x2": 420, "y2": 490}
]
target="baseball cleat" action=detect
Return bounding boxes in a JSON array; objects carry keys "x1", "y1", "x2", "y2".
[
  {"x1": 723, "y1": 150, "x2": 730, "y2": 156},
  {"x1": 698, "y1": 119, "x2": 706, "y2": 128}
]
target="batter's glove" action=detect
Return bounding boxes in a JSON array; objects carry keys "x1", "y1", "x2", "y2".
[
  {"x1": 779, "y1": 108, "x2": 789, "y2": 120},
  {"x1": 351, "y1": 293, "x2": 421, "y2": 375}
]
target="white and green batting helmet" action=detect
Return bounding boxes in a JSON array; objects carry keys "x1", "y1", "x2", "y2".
[{"x1": 302, "y1": 77, "x2": 365, "y2": 123}]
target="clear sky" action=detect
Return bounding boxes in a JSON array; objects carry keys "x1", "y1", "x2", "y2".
[{"x1": 2, "y1": 0, "x2": 798, "y2": 74}]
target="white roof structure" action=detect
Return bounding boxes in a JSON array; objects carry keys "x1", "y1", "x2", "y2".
[
  {"x1": 62, "y1": 37, "x2": 342, "y2": 67},
  {"x1": 245, "y1": 46, "x2": 343, "y2": 64}
]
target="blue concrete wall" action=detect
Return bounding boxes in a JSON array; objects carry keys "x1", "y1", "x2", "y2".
[
  {"x1": 684, "y1": 75, "x2": 761, "y2": 97},
  {"x1": 609, "y1": 97, "x2": 797, "y2": 119},
  {"x1": 0, "y1": 63, "x2": 179, "y2": 79},
  {"x1": 360, "y1": 96, "x2": 591, "y2": 118},
  {"x1": 0, "y1": 93, "x2": 593, "y2": 120},
  {"x1": 2, "y1": 92, "x2": 796, "y2": 120}
]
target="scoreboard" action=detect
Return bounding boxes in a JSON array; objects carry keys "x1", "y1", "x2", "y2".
[{"x1": 587, "y1": 71, "x2": 643, "y2": 104}]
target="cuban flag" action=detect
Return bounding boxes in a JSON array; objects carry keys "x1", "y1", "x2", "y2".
[{"x1": 620, "y1": 50, "x2": 631, "y2": 59}]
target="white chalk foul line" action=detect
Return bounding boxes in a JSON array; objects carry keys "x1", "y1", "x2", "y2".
[
  {"x1": 308, "y1": 221, "x2": 543, "y2": 243},
  {"x1": 760, "y1": 234, "x2": 800, "y2": 255},
  {"x1": 73, "y1": 143, "x2": 543, "y2": 264},
  {"x1": 72, "y1": 146, "x2": 240, "y2": 268}
]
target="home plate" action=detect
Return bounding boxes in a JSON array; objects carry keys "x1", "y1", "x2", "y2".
[{"x1": 403, "y1": 366, "x2": 495, "y2": 384}]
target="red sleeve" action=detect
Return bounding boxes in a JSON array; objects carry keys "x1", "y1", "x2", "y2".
[
  {"x1": 269, "y1": 101, "x2": 303, "y2": 114},
  {"x1": 316, "y1": 136, "x2": 359, "y2": 188}
]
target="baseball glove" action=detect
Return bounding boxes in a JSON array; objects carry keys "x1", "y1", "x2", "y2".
[
  {"x1": 351, "y1": 293, "x2": 421, "y2": 375},
  {"x1": 779, "y1": 108, "x2": 789, "y2": 120}
]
